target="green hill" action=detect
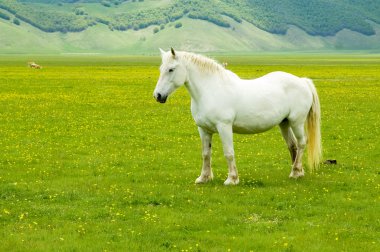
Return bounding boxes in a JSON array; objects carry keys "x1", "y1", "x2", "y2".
[{"x1": 0, "y1": 0, "x2": 379, "y2": 53}]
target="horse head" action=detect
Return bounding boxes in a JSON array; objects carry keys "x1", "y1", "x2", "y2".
[{"x1": 153, "y1": 48, "x2": 187, "y2": 103}]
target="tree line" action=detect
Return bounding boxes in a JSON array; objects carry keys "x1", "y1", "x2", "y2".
[{"x1": 0, "y1": 0, "x2": 378, "y2": 36}]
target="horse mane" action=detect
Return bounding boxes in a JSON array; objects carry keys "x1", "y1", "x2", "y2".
[{"x1": 179, "y1": 52, "x2": 225, "y2": 74}]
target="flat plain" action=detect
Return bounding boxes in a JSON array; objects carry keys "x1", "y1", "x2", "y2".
[{"x1": 0, "y1": 54, "x2": 379, "y2": 251}]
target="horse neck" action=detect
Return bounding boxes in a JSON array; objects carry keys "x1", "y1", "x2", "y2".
[{"x1": 183, "y1": 61, "x2": 225, "y2": 102}]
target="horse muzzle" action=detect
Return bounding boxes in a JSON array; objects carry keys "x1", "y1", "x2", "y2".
[{"x1": 154, "y1": 93, "x2": 167, "y2": 103}]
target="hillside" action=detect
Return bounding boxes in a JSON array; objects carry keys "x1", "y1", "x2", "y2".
[{"x1": 0, "y1": 0, "x2": 379, "y2": 53}]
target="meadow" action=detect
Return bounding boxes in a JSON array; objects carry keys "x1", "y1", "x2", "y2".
[{"x1": 0, "y1": 54, "x2": 379, "y2": 251}]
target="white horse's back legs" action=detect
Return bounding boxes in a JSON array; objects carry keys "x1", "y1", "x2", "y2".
[
  {"x1": 195, "y1": 127, "x2": 214, "y2": 184},
  {"x1": 279, "y1": 120, "x2": 297, "y2": 164},
  {"x1": 217, "y1": 124, "x2": 239, "y2": 185},
  {"x1": 289, "y1": 123, "x2": 307, "y2": 178}
]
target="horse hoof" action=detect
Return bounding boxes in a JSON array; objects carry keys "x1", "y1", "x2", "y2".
[
  {"x1": 195, "y1": 175, "x2": 213, "y2": 184},
  {"x1": 289, "y1": 169, "x2": 304, "y2": 179},
  {"x1": 224, "y1": 177, "x2": 239, "y2": 185},
  {"x1": 195, "y1": 177, "x2": 206, "y2": 184}
]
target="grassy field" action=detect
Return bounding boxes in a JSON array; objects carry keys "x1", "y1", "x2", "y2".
[{"x1": 0, "y1": 54, "x2": 379, "y2": 251}]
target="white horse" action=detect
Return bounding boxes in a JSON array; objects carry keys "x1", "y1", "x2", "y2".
[{"x1": 153, "y1": 48, "x2": 322, "y2": 185}]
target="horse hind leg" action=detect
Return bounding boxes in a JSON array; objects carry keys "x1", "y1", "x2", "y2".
[
  {"x1": 289, "y1": 123, "x2": 307, "y2": 179},
  {"x1": 279, "y1": 120, "x2": 297, "y2": 165}
]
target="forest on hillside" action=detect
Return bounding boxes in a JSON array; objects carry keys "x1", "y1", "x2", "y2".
[{"x1": 0, "y1": 0, "x2": 379, "y2": 36}]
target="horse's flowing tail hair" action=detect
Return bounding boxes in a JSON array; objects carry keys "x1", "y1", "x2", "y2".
[{"x1": 305, "y1": 78, "x2": 322, "y2": 171}]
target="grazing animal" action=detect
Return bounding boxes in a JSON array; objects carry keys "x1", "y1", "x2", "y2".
[
  {"x1": 153, "y1": 48, "x2": 322, "y2": 185},
  {"x1": 28, "y1": 62, "x2": 42, "y2": 69}
]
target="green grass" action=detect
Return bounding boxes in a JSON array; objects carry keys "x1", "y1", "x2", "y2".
[{"x1": 0, "y1": 54, "x2": 379, "y2": 251}]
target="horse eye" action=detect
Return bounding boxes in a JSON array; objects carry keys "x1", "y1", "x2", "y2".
[{"x1": 169, "y1": 68, "x2": 174, "y2": 73}]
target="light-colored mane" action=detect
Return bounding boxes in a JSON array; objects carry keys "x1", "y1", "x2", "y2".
[{"x1": 179, "y1": 52, "x2": 225, "y2": 74}]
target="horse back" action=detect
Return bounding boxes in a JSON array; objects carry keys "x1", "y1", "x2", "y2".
[{"x1": 228, "y1": 71, "x2": 313, "y2": 133}]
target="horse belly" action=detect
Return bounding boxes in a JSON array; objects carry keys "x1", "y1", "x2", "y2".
[
  {"x1": 232, "y1": 92, "x2": 289, "y2": 134},
  {"x1": 232, "y1": 114, "x2": 284, "y2": 134}
]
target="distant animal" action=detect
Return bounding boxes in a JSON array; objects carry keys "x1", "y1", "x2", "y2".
[
  {"x1": 153, "y1": 48, "x2": 322, "y2": 185},
  {"x1": 222, "y1": 62, "x2": 228, "y2": 68},
  {"x1": 28, "y1": 62, "x2": 42, "y2": 69}
]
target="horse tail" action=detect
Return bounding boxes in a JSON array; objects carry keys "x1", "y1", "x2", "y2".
[{"x1": 304, "y1": 78, "x2": 322, "y2": 171}]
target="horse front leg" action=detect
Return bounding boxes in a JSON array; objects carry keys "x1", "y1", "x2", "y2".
[
  {"x1": 195, "y1": 127, "x2": 214, "y2": 184},
  {"x1": 217, "y1": 124, "x2": 239, "y2": 185}
]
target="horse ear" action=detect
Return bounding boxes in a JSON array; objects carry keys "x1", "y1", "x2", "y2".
[
  {"x1": 159, "y1": 48, "x2": 165, "y2": 57},
  {"x1": 171, "y1": 47, "x2": 176, "y2": 58}
]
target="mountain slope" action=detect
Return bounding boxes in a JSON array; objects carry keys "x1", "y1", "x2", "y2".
[
  {"x1": 0, "y1": 0, "x2": 379, "y2": 53},
  {"x1": 2, "y1": 0, "x2": 378, "y2": 35},
  {"x1": 2, "y1": 16, "x2": 379, "y2": 54}
]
